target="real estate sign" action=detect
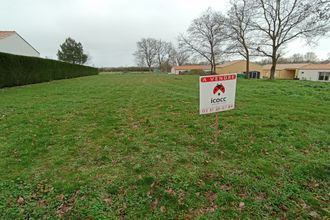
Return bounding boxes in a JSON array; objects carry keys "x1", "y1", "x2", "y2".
[{"x1": 200, "y1": 74, "x2": 237, "y2": 115}]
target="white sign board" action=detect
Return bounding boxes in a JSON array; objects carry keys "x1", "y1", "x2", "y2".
[{"x1": 200, "y1": 74, "x2": 237, "y2": 115}]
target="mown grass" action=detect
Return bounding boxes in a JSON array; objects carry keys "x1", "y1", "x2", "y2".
[{"x1": 0, "y1": 73, "x2": 329, "y2": 219}]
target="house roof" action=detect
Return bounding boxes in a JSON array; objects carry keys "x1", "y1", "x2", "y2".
[
  {"x1": 174, "y1": 60, "x2": 259, "y2": 71},
  {"x1": 173, "y1": 65, "x2": 211, "y2": 71},
  {"x1": 0, "y1": 31, "x2": 16, "y2": 40},
  {"x1": 300, "y1": 63, "x2": 330, "y2": 70},
  {"x1": 262, "y1": 63, "x2": 309, "y2": 70},
  {"x1": 217, "y1": 60, "x2": 244, "y2": 68},
  {"x1": 0, "y1": 31, "x2": 40, "y2": 55}
]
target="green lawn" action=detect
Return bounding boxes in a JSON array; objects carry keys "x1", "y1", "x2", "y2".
[{"x1": 0, "y1": 73, "x2": 329, "y2": 219}]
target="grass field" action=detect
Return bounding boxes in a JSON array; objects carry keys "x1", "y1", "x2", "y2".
[{"x1": 0, "y1": 73, "x2": 329, "y2": 219}]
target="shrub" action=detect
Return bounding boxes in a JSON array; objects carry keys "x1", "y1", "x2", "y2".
[
  {"x1": 237, "y1": 73, "x2": 246, "y2": 79},
  {"x1": 0, "y1": 52, "x2": 98, "y2": 88}
]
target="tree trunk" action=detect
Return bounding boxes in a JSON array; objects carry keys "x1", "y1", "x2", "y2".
[
  {"x1": 211, "y1": 63, "x2": 215, "y2": 75},
  {"x1": 246, "y1": 55, "x2": 250, "y2": 79},
  {"x1": 212, "y1": 55, "x2": 216, "y2": 74},
  {"x1": 158, "y1": 56, "x2": 162, "y2": 72},
  {"x1": 270, "y1": 58, "x2": 276, "y2": 80},
  {"x1": 210, "y1": 45, "x2": 216, "y2": 75},
  {"x1": 148, "y1": 64, "x2": 152, "y2": 72},
  {"x1": 212, "y1": 61, "x2": 217, "y2": 75}
]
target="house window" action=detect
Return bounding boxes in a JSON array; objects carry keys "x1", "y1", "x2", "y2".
[{"x1": 319, "y1": 72, "x2": 330, "y2": 81}]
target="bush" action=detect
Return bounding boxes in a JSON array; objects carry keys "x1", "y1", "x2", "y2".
[
  {"x1": 0, "y1": 52, "x2": 98, "y2": 88},
  {"x1": 237, "y1": 73, "x2": 246, "y2": 79}
]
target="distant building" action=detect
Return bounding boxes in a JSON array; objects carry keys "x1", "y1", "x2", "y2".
[
  {"x1": 216, "y1": 60, "x2": 263, "y2": 79},
  {"x1": 297, "y1": 64, "x2": 330, "y2": 82},
  {"x1": 0, "y1": 31, "x2": 39, "y2": 57},
  {"x1": 262, "y1": 63, "x2": 309, "y2": 80},
  {"x1": 171, "y1": 65, "x2": 211, "y2": 74},
  {"x1": 171, "y1": 61, "x2": 330, "y2": 81}
]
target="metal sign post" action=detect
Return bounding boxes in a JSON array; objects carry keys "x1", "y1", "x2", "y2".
[
  {"x1": 199, "y1": 74, "x2": 237, "y2": 144},
  {"x1": 214, "y1": 112, "x2": 219, "y2": 144}
]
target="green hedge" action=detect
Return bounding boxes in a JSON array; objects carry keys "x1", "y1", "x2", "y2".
[{"x1": 0, "y1": 52, "x2": 98, "y2": 88}]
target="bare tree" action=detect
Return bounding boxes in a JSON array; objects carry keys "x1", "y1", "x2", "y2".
[
  {"x1": 163, "y1": 42, "x2": 176, "y2": 72},
  {"x1": 258, "y1": 57, "x2": 272, "y2": 65},
  {"x1": 172, "y1": 47, "x2": 190, "y2": 66},
  {"x1": 133, "y1": 38, "x2": 158, "y2": 71},
  {"x1": 277, "y1": 57, "x2": 290, "y2": 63},
  {"x1": 155, "y1": 40, "x2": 175, "y2": 72},
  {"x1": 179, "y1": 8, "x2": 228, "y2": 74},
  {"x1": 289, "y1": 53, "x2": 304, "y2": 63},
  {"x1": 304, "y1": 52, "x2": 319, "y2": 62},
  {"x1": 227, "y1": 0, "x2": 255, "y2": 78},
  {"x1": 253, "y1": 0, "x2": 329, "y2": 79}
]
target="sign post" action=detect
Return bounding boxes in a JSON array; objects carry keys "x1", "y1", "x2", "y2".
[
  {"x1": 215, "y1": 112, "x2": 219, "y2": 144},
  {"x1": 199, "y1": 74, "x2": 237, "y2": 144}
]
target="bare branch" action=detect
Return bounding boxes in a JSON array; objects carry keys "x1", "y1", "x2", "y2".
[
  {"x1": 179, "y1": 8, "x2": 228, "y2": 73},
  {"x1": 252, "y1": 0, "x2": 330, "y2": 79}
]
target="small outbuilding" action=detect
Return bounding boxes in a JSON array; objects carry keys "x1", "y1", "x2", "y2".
[{"x1": 0, "y1": 31, "x2": 39, "y2": 57}]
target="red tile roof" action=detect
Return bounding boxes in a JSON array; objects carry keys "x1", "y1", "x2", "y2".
[
  {"x1": 173, "y1": 65, "x2": 211, "y2": 71},
  {"x1": 300, "y1": 63, "x2": 330, "y2": 70},
  {"x1": 217, "y1": 60, "x2": 244, "y2": 68},
  {"x1": 0, "y1": 31, "x2": 16, "y2": 40},
  {"x1": 262, "y1": 63, "x2": 310, "y2": 70}
]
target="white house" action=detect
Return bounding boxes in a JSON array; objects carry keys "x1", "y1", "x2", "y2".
[
  {"x1": 297, "y1": 64, "x2": 330, "y2": 82},
  {"x1": 0, "y1": 31, "x2": 40, "y2": 57}
]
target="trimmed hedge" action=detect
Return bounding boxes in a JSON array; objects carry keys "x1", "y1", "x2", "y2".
[{"x1": 0, "y1": 52, "x2": 98, "y2": 88}]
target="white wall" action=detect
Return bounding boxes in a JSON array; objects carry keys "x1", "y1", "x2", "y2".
[
  {"x1": 170, "y1": 67, "x2": 177, "y2": 74},
  {"x1": 0, "y1": 34, "x2": 39, "y2": 57},
  {"x1": 170, "y1": 68, "x2": 181, "y2": 74},
  {"x1": 298, "y1": 69, "x2": 330, "y2": 82},
  {"x1": 174, "y1": 70, "x2": 181, "y2": 74}
]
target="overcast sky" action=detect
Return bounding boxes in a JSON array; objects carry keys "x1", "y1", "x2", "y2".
[{"x1": 1, "y1": 0, "x2": 329, "y2": 67}]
